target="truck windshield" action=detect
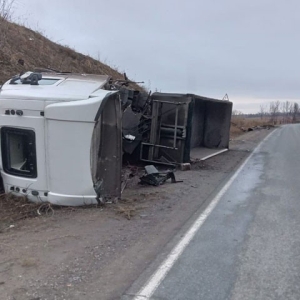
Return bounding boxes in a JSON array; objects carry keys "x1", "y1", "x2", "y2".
[{"x1": 1, "y1": 127, "x2": 37, "y2": 178}]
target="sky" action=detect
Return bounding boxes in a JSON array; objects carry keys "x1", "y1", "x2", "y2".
[{"x1": 11, "y1": 0, "x2": 300, "y2": 113}]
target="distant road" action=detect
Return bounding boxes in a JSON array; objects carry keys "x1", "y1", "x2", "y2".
[{"x1": 124, "y1": 124, "x2": 300, "y2": 300}]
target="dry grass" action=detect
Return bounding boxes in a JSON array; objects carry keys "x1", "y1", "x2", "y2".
[
  {"x1": 230, "y1": 123, "x2": 244, "y2": 138},
  {"x1": 0, "y1": 19, "x2": 143, "y2": 90},
  {"x1": 0, "y1": 193, "x2": 88, "y2": 232},
  {"x1": 0, "y1": 193, "x2": 40, "y2": 226},
  {"x1": 115, "y1": 197, "x2": 148, "y2": 220},
  {"x1": 230, "y1": 116, "x2": 273, "y2": 139},
  {"x1": 115, "y1": 204, "x2": 137, "y2": 220},
  {"x1": 0, "y1": 191, "x2": 146, "y2": 230},
  {"x1": 20, "y1": 258, "x2": 37, "y2": 268}
]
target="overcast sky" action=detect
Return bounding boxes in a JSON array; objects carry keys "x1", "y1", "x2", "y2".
[{"x1": 12, "y1": 0, "x2": 300, "y2": 112}]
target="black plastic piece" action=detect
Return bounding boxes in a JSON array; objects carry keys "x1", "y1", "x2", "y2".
[
  {"x1": 22, "y1": 73, "x2": 42, "y2": 85},
  {"x1": 9, "y1": 75, "x2": 20, "y2": 84},
  {"x1": 30, "y1": 74, "x2": 40, "y2": 85},
  {"x1": 10, "y1": 110, "x2": 15, "y2": 115},
  {"x1": 15, "y1": 187, "x2": 20, "y2": 192},
  {"x1": 139, "y1": 166, "x2": 182, "y2": 186},
  {"x1": 40, "y1": 111, "x2": 44, "y2": 116},
  {"x1": 16, "y1": 110, "x2": 23, "y2": 116},
  {"x1": 10, "y1": 186, "x2": 15, "y2": 191},
  {"x1": 32, "y1": 190, "x2": 39, "y2": 196},
  {"x1": 22, "y1": 189, "x2": 27, "y2": 193},
  {"x1": 5, "y1": 110, "x2": 10, "y2": 115},
  {"x1": 9, "y1": 72, "x2": 43, "y2": 85},
  {"x1": 44, "y1": 192, "x2": 48, "y2": 197}
]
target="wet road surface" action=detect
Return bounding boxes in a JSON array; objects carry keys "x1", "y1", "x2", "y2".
[{"x1": 123, "y1": 124, "x2": 300, "y2": 300}]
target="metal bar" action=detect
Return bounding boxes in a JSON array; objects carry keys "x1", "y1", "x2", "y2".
[
  {"x1": 200, "y1": 148, "x2": 228, "y2": 161},
  {"x1": 154, "y1": 102, "x2": 162, "y2": 158},
  {"x1": 139, "y1": 158, "x2": 177, "y2": 167},
  {"x1": 153, "y1": 100, "x2": 187, "y2": 105},
  {"x1": 140, "y1": 143, "x2": 144, "y2": 161},
  {"x1": 161, "y1": 124, "x2": 185, "y2": 129},
  {"x1": 140, "y1": 143, "x2": 177, "y2": 166},
  {"x1": 160, "y1": 136, "x2": 185, "y2": 140},
  {"x1": 149, "y1": 101, "x2": 159, "y2": 160},
  {"x1": 142, "y1": 142, "x2": 178, "y2": 150},
  {"x1": 173, "y1": 105, "x2": 179, "y2": 149}
]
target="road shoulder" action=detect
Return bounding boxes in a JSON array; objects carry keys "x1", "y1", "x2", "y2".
[{"x1": 0, "y1": 128, "x2": 274, "y2": 300}]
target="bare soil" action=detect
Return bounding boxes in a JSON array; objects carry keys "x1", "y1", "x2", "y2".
[
  {"x1": 0, "y1": 128, "x2": 273, "y2": 300},
  {"x1": 0, "y1": 19, "x2": 142, "y2": 91}
]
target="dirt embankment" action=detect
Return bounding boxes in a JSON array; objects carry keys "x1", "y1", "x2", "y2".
[
  {"x1": 0, "y1": 128, "x2": 274, "y2": 300},
  {"x1": 0, "y1": 19, "x2": 142, "y2": 90}
]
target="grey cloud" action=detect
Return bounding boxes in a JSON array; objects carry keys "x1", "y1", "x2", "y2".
[{"x1": 13, "y1": 0, "x2": 300, "y2": 112}]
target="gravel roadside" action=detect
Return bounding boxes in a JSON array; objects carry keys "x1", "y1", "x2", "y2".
[{"x1": 0, "y1": 128, "x2": 274, "y2": 300}]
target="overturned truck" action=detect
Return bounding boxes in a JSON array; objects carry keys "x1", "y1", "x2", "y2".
[{"x1": 0, "y1": 71, "x2": 232, "y2": 206}]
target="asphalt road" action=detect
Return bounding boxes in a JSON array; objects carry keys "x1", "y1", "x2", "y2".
[{"x1": 124, "y1": 124, "x2": 300, "y2": 300}]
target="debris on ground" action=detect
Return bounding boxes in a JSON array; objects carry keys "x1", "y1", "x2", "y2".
[
  {"x1": 180, "y1": 163, "x2": 191, "y2": 171},
  {"x1": 139, "y1": 165, "x2": 183, "y2": 186}
]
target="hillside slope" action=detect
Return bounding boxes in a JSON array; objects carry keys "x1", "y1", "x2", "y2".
[{"x1": 0, "y1": 19, "x2": 140, "y2": 89}]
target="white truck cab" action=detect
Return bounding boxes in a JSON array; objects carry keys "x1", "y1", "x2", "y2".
[{"x1": 0, "y1": 72, "x2": 122, "y2": 205}]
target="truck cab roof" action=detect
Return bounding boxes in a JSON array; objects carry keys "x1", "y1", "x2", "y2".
[{"x1": 0, "y1": 72, "x2": 111, "y2": 101}]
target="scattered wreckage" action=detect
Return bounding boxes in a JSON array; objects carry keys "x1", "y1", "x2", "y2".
[
  {"x1": 139, "y1": 165, "x2": 183, "y2": 186},
  {"x1": 0, "y1": 70, "x2": 232, "y2": 206}
]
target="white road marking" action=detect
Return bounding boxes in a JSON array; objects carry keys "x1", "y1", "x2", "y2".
[{"x1": 132, "y1": 130, "x2": 276, "y2": 300}]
